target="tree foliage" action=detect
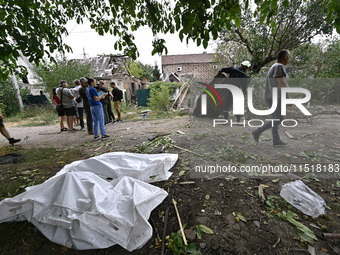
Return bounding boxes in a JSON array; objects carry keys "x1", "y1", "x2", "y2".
[
  {"x1": 152, "y1": 63, "x2": 161, "y2": 81},
  {"x1": 0, "y1": 78, "x2": 30, "y2": 116},
  {"x1": 147, "y1": 81, "x2": 180, "y2": 113},
  {"x1": 290, "y1": 39, "x2": 340, "y2": 78},
  {"x1": 127, "y1": 61, "x2": 161, "y2": 82},
  {"x1": 127, "y1": 61, "x2": 145, "y2": 79},
  {"x1": 216, "y1": 0, "x2": 336, "y2": 73},
  {"x1": 1, "y1": 0, "x2": 339, "y2": 80},
  {"x1": 34, "y1": 58, "x2": 94, "y2": 95}
]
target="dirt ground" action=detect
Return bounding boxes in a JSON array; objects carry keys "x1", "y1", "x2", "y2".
[{"x1": 0, "y1": 109, "x2": 340, "y2": 255}]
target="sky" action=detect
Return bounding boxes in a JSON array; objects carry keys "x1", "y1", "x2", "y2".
[{"x1": 62, "y1": 20, "x2": 216, "y2": 67}]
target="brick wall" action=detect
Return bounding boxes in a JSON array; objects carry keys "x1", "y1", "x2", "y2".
[{"x1": 163, "y1": 63, "x2": 218, "y2": 79}]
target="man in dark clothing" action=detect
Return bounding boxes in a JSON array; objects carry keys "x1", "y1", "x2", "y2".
[
  {"x1": 99, "y1": 82, "x2": 115, "y2": 123},
  {"x1": 110, "y1": 82, "x2": 122, "y2": 122},
  {"x1": 219, "y1": 60, "x2": 251, "y2": 122},
  {"x1": 79, "y1": 77, "x2": 93, "y2": 135},
  {"x1": 98, "y1": 82, "x2": 114, "y2": 124}
]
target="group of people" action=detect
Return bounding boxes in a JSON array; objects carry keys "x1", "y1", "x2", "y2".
[
  {"x1": 52, "y1": 77, "x2": 123, "y2": 141},
  {"x1": 1, "y1": 50, "x2": 291, "y2": 147},
  {"x1": 218, "y1": 49, "x2": 291, "y2": 146}
]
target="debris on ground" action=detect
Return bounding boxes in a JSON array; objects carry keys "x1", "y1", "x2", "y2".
[
  {"x1": 0, "y1": 153, "x2": 24, "y2": 164},
  {"x1": 280, "y1": 180, "x2": 326, "y2": 218}
]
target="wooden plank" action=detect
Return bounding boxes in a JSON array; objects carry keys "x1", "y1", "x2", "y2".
[{"x1": 285, "y1": 131, "x2": 295, "y2": 139}]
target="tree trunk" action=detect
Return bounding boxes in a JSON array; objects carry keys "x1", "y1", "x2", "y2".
[{"x1": 11, "y1": 74, "x2": 24, "y2": 112}]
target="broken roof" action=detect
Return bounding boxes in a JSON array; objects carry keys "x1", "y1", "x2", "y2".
[{"x1": 74, "y1": 55, "x2": 128, "y2": 78}]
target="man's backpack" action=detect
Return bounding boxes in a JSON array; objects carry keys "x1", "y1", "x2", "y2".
[{"x1": 117, "y1": 89, "x2": 123, "y2": 101}]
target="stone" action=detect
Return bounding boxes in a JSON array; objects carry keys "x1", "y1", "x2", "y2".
[{"x1": 184, "y1": 229, "x2": 196, "y2": 241}]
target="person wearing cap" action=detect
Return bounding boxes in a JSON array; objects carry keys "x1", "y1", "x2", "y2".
[
  {"x1": 56, "y1": 80, "x2": 76, "y2": 131},
  {"x1": 219, "y1": 60, "x2": 251, "y2": 121}
]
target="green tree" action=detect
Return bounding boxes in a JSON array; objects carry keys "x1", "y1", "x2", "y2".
[
  {"x1": 216, "y1": 0, "x2": 335, "y2": 73},
  {"x1": 127, "y1": 61, "x2": 145, "y2": 79},
  {"x1": 152, "y1": 63, "x2": 161, "y2": 81},
  {"x1": 290, "y1": 38, "x2": 340, "y2": 78},
  {"x1": 127, "y1": 61, "x2": 161, "y2": 82},
  {"x1": 0, "y1": 78, "x2": 30, "y2": 116},
  {"x1": 1, "y1": 0, "x2": 339, "y2": 80},
  {"x1": 34, "y1": 58, "x2": 94, "y2": 95}
]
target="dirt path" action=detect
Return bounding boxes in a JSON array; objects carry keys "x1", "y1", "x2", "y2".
[
  {"x1": 1, "y1": 113, "x2": 340, "y2": 255},
  {"x1": 1, "y1": 117, "x2": 190, "y2": 151}
]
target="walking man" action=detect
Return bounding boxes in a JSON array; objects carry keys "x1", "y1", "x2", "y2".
[
  {"x1": 0, "y1": 107, "x2": 20, "y2": 145},
  {"x1": 252, "y1": 49, "x2": 291, "y2": 146}
]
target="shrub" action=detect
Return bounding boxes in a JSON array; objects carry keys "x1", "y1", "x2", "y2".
[
  {"x1": 0, "y1": 78, "x2": 31, "y2": 116},
  {"x1": 147, "y1": 85, "x2": 172, "y2": 113}
]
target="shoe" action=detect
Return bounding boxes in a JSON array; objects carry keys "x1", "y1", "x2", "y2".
[
  {"x1": 117, "y1": 119, "x2": 122, "y2": 122},
  {"x1": 88, "y1": 131, "x2": 94, "y2": 135},
  {"x1": 252, "y1": 131, "x2": 260, "y2": 143},
  {"x1": 81, "y1": 127, "x2": 86, "y2": 131},
  {"x1": 68, "y1": 128, "x2": 78, "y2": 132},
  {"x1": 273, "y1": 140, "x2": 288, "y2": 146},
  {"x1": 94, "y1": 135, "x2": 100, "y2": 140},
  {"x1": 102, "y1": 134, "x2": 110, "y2": 140},
  {"x1": 60, "y1": 128, "x2": 68, "y2": 132},
  {"x1": 9, "y1": 138, "x2": 21, "y2": 145},
  {"x1": 112, "y1": 120, "x2": 116, "y2": 124}
]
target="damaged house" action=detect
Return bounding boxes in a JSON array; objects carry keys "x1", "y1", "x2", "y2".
[
  {"x1": 161, "y1": 52, "x2": 220, "y2": 82},
  {"x1": 77, "y1": 55, "x2": 146, "y2": 102}
]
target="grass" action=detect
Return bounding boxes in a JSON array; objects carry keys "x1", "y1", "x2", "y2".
[
  {"x1": 6, "y1": 104, "x2": 59, "y2": 127},
  {"x1": 0, "y1": 146, "x2": 85, "y2": 255},
  {"x1": 5, "y1": 103, "x2": 187, "y2": 127},
  {"x1": 0, "y1": 146, "x2": 84, "y2": 200}
]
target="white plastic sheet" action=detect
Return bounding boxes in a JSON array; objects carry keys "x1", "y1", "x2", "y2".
[
  {"x1": 0, "y1": 152, "x2": 178, "y2": 251},
  {"x1": 280, "y1": 180, "x2": 326, "y2": 218}
]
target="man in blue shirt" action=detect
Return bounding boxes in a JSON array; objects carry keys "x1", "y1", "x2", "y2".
[{"x1": 86, "y1": 77, "x2": 110, "y2": 140}]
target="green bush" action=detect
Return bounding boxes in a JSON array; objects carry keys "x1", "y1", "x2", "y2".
[
  {"x1": 0, "y1": 79, "x2": 18, "y2": 116},
  {"x1": 148, "y1": 81, "x2": 181, "y2": 95},
  {"x1": 147, "y1": 85, "x2": 172, "y2": 114}
]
